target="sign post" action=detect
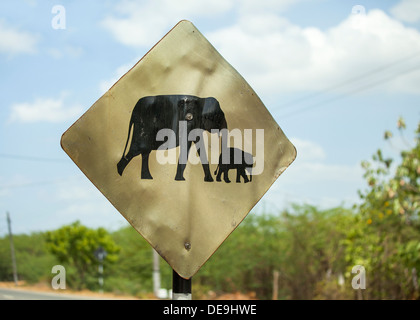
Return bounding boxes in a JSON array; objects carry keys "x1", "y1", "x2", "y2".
[
  {"x1": 172, "y1": 270, "x2": 192, "y2": 300},
  {"x1": 94, "y1": 246, "x2": 107, "y2": 293},
  {"x1": 152, "y1": 249, "x2": 161, "y2": 298},
  {"x1": 61, "y1": 20, "x2": 296, "y2": 296}
]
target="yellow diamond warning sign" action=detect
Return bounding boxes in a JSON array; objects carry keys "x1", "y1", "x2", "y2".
[{"x1": 61, "y1": 20, "x2": 296, "y2": 279}]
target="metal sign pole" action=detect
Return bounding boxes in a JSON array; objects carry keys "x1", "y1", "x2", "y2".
[
  {"x1": 172, "y1": 269, "x2": 191, "y2": 300},
  {"x1": 98, "y1": 260, "x2": 104, "y2": 293},
  {"x1": 94, "y1": 246, "x2": 107, "y2": 294},
  {"x1": 153, "y1": 249, "x2": 161, "y2": 298}
]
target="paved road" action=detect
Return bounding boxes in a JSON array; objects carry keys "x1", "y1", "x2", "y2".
[{"x1": 0, "y1": 287, "x2": 102, "y2": 300}]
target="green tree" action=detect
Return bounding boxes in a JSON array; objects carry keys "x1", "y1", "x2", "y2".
[
  {"x1": 45, "y1": 221, "x2": 120, "y2": 290},
  {"x1": 199, "y1": 212, "x2": 286, "y2": 298},
  {"x1": 0, "y1": 232, "x2": 55, "y2": 283},
  {"x1": 197, "y1": 205, "x2": 355, "y2": 300},
  {"x1": 347, "y1": 118, "x2": 420, "y2": 299},
  {"x1": 107, "y1": 225, "x2": 172, "y2": 297}
]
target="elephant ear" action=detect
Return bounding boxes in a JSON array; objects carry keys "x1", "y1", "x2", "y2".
[
  {"x1": 201, "y1": 97, "x2": 227, "y2": 131},
  {"x1": 245, "y1": 152, "x2": 254, "y2": 166}
]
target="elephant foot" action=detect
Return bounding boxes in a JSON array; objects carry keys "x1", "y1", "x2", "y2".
[
  {"x1": 175, "y1": 174, "x2": 186, "y2": 181},
  {"x1": 117, "y1": 158, "x2": 129, "y2": 176},
  {"x1": 204, "y1": 175, "x2": 214, "y2": 182},
  {"x1": 141, "y1": 172, "x2": 153, "y2": 180},
  {"x1": 224, "y1": 179, "x2": 231, "y2": 183},
  {"x1": 216, "y1": 176, "x2": 222, "y2": 182}
]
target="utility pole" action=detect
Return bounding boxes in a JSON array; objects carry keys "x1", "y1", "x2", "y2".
[
  {"x1": 272, "y1": 270, "x2": 279, "y2": 300},
  {"x1": 6, "y1": 212, "x2": 18, "y2": 286},
  {"x1": 152, "y1": 249, "x2": 161, "y2": 298}
]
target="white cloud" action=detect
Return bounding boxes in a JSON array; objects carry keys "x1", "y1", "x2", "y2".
[
  {"x1": 101, "y1": 0, "x2": 206, "y2": 48},
  {"x1": 57, "y1": 180, "x2": 99, "y2": 201},
  {"x1": 391, "y1": 0, "x2": 420, "y2": 23},
  {"x1": 55, "y1": 178, "x2": 127, "y2": 231},
  {"x1": 9, "y1": 94, "x2": 83, "y2": 123},
  {"x1": 288, "y1": 161, "x2": 363, "y2": 184},
  {"x1": 290, "y1": 137, "x2": 326, "y2": 162},
  {"x1": 46, "y1": 46, "x2": 84, "y2": 60},
  {"x1": 101, "y1": 0, "x2": 301, "y2": 46},
  {"x1": 0, "y1": 174, "x2": 33, "y2": 198},
  {"x1": 239, "y1": 0, "x2": 301, "y2": 13},
  {"x1": 101, "y1": 2, "x2": 420, "y2": 96},
  {"x1": 264, "y1": 137, "x2": 364, "y2": 209},
  {"x1": 99, "y1": 60, "x2": 138, "y2": 93},
  {"x1": 0, "y1": 20, "x2": 39, "y2": 55},
  {"x1": 285, "y1": 138, "x2": 362, "y2": 184},
  {"x1": 101, "y1": 0, "x2": 301, "y2": 48},
  {"x1": 24, "y1": 0, "x2": 37, "y2": 7},
  {"x1": 208, "y1": 9, "x2": 420, "y2": 95}
]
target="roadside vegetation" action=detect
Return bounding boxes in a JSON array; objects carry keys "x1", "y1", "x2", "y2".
[{"x1": 1, "y1": 118, "x2": 419, "y2": 299}]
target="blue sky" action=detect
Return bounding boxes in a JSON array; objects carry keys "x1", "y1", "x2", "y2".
[{"x1": 1, "y1": 0, "x2": 420, "y2": 236}]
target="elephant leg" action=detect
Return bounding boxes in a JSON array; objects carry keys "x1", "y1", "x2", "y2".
[
  {"x1": 216, "y1": 164, "x2": 223, "y2": 182},
  {"x1": 247, "y1": 167, "x2": 252, "y2": 182},
  {"x1": 141, "y1": 152, "x2": 153, "y2": 179},
  {"x1": 236, "y1": 168, "x2": 241, "y2": 183},
  {"x1": 239, "y1": 167, "x2": 249, "y2": 183},
  {"x1": 216, "y1": 169, "x2": 221, "y2": 181},
  {"x1": 216, "y1": 156, "x2": 223, "y2": 182},
  {"x1": 175, "y1": 141, "x2": 192, "y2": 181},
  {"x1": 193, "y1": 133, "x2": 213, "y2": 182},
  {"x1": 223, "y1": 168, "x2": 231, "y2": 183},
  {"x1": 196, "y1": 146, "x2": 213, "y2": 183}
]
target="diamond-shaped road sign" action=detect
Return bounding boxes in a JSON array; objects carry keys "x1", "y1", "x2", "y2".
[{"x1": 61, "y1": 20, "x2": 296, "y2": 279}]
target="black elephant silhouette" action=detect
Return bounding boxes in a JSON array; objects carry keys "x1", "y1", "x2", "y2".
[
  {"x1": 117, "y1": 95, "x2": 228, "y2": 181},
  {"x1": 214, "y1": 147, "x2": 254, "y2": 183}
]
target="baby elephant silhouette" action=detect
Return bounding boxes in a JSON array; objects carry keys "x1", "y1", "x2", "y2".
[{"x1": 214, "y1": 147, "x2": 254, "y2": 183}]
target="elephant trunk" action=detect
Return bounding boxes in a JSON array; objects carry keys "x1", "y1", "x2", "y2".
[
  {"x1": 220, "y1": 117, "x2": 227, "y2": 130},
  {"x1": 117, "y1": 157, "x2": 129, "y2": 176}
]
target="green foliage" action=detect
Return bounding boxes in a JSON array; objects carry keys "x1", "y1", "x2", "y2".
[
  {"x1": 45, "y1": 221, "x2": 120, "y2": 290},
  {"x1": 0, "y1": 232, "x2": 56, "y2": 283},
  {"x1": 197, "y1": 213, "x2": 285, "y2": 298},
  {"x1": 0, "y1": 117, "x2": 418, "y2": 299},
  {"x1": 350, "y1": 118, "x2": 420, "y2": 299},
  {"x1": 197, "y1": 205, "x2": 355, "y2": 299},
  {"x1": 106, "y1": 226, "x2": 172, "y2": 296}
]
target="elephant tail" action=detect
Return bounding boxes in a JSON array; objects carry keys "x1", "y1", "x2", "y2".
[
  {"x1": 249, "y1": 157, "x2": 255, "y2": 182},
  {"x1": 214, "y1": 163, "x2": 220, "y2": 176},
  {"x1": 247, "y1": 157, "x2": 254, "y2": 182},
  {"x1": 117, "y1": 120, "x2": 134, "y2": 176}
]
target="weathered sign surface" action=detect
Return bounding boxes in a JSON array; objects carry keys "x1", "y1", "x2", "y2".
[{"x1": 61, "y1": 20, "x2": 296, "y2": 279}]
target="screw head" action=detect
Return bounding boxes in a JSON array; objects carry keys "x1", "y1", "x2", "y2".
[
  {"x1": 184, "y1": 242, "x2": 191, "y2": 251},
  {"x1": 185, "y1": 113, "x2": 193, "y2": 121}
]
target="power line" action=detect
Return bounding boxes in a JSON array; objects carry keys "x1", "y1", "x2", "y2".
[
  {"x1": 0, "y1": 176, "x2": 83, "y2": 190},
  {"x1": 279, "y1": 63, "x2": 420, "y2": 119},
  {"x1": 0, "y1": 153, "x2": 68, "y2": 163},
  {"x1": 277, "y1": 50, "x2": 420, "y2": 112}
]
